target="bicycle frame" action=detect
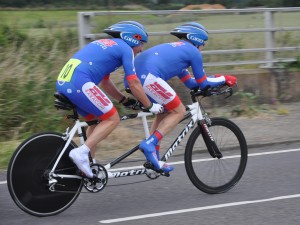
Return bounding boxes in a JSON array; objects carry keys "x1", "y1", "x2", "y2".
[{"x1": 48, "y1": 101, "x2": 205, "y2": 185}]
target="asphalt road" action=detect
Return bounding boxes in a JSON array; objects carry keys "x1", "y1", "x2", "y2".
[{"x1": 0, "y1": 141, "x2": 300, "y2": 225}]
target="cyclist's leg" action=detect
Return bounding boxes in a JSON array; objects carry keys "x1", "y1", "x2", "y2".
[
  {"x1": 144, "y1": 74, "x2": 186, "y2": 134},
  {"x1": 84, "y1": 112, "x2": 119, "y2": 154},
  {"x1": 153, "y1": 103, "x2": 186, "y2": 136},
  {"x1": 140, "y1": 74, "x2": 186, "y2": 172},
  {"x1": 59, "y1": 79, "x2": 119, "y2": 177},
  {"x1": 151, "y1": 104, "x2": 185, "y2": 164},
  {"x1": 86, "y1": 124, "x2": 97, "y2": 156}
]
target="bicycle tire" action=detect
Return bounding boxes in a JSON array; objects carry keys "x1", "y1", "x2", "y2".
[
  {"x1": 7, "y1": 132, "x2": 83, "y2": 216},
  {"x1": 185, "y1": 118, "x2": 248, "y2": 194}
]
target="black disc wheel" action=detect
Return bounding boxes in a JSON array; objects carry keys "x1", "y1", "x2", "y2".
[
  {"x1": 7, "y1": 132, "x2": 83, "y2": 216},
  {"x1": 185, "y1": 118, "x2": 248, "y2": 194}
]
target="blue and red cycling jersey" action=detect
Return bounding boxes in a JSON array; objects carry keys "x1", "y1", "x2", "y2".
[
  {"x1": 71, "y1": 38, "x2": 137, "y2": 84},
  {"x1": 134, "y1": 40, "x2": 224, "y2": 90}
]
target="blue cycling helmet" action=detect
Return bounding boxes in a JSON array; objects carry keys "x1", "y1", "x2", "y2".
[
  {"x1": 170, "y1": 22, "x2": 208, "y2": 47},
  {"x1": 103, "y1": 21, "x2": 148, "y2": 47}
]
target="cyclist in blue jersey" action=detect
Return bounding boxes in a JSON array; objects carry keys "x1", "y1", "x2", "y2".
[
  {"x1": 134, "y1": 22, "x2": 237, "y2": 173},
  {"x1": 56, "y1": 21, "x2": 163, "y2": 178}
]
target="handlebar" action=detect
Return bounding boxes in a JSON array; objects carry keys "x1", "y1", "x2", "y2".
[
  {"x1": 129, "y1": 101, "x2": 149, "y2": 111},
  {"x1": 124, "y1": 85, "x2": 234, "y2": 111},
  {"x1": 190, "y1": 85, "x2": 233, "y2": 101}
]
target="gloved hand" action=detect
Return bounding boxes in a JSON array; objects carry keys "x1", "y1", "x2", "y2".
[
  {"x1": 148, "y1": 103, "x2": 164, "y2": 114},
  {"x1": 224, "y1": 75, "x2": 237, "y2": 87},
  {"x1": 215, "y1": 74, "x2": 237, "y2": 87},
  {"x1": 122, "y1": 97, "x2": 138, "y2": 109}
]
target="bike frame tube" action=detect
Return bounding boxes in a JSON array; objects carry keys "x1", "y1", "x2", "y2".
[
  {"x1": 107, "y1": 168, "x2": 148, "y2": 178},
  {"x1": 50, "y1": 120, "x2": 85, "y2": 176},
  {"x1": 104, "y1": 145, "x2": 140, "y2": 170},
  {"x1": 78, "y1": 121, "x2": 88, "y2": 145},
  {"x1": 142, "y1": 115, "x2": 150, "y2": 138}
]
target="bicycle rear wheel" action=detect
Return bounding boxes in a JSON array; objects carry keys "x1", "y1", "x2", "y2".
[
  {"x1": 185, "y1": 118, "x2": 248, "y2": 194},
  {"x1": 7, "y1": 132, "x2": 82, "y2": 216}
]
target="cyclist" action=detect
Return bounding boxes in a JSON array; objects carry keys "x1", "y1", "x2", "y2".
[
  {"x1": 56, "y1": 21, "x2": 163, "y2": 178},
  {"x1": 133, "y1": 22, "x2": 237, "y2": 173}
]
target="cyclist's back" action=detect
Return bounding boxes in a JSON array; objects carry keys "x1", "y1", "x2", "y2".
[
  {"x1": 134, "y1": 40, "x2": 204, "y2": 81},
  {"x1": 72, "y1": 38, "x2": 134, "y2": 84}
]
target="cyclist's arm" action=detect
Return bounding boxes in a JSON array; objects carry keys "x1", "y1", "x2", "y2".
[
  {"x1": 126, "y1": 75, "x2": 152, "y2": 109},
  {"x1": 100, "y1": 75, "x2": 125, "y2": 103},
  {"x1": 122, "y1": 49, "x2": 152, "y2": 109},
  {"x1": 177, "y1": 69, "x2": 198, "y2": 89},
  {"x1": 191, "y1": 53, "x2": 225, "y2": 89}
]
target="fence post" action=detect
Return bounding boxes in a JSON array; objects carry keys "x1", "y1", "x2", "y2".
[
  {"x1": 78, "y1": 12, "x2": 91, "y2": 49},
  {"x1": 264, "y1": 11, "x2": 275, "y2": 68}
]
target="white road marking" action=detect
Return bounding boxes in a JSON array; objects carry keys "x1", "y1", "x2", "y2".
[
  {"x1": 99, "y1": 194, "x2": 300, "y2": 223},
  {"x1": 1, "y1": 148, "x2": 300, "y2": 184}
]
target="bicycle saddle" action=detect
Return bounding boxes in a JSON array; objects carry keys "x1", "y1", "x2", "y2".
[{"x1": 54, "y1": 92, "x2": 75, "y2": 110}]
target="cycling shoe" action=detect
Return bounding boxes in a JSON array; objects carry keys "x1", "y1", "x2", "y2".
[{"x1": 69, "y1": 148, "x2": 93, "y2": 178}]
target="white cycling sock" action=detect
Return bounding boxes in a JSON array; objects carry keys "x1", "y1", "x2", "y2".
[{"x1": 79, "y1": 144, "x2": 90, "y2": 154}]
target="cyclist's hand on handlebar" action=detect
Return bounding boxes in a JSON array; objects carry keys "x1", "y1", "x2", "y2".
[
  {"x1": 224, "y1": 75, "x2": 237, "y2": 87},
  {"x1": 148, "y1": 103, "x2": 164, "y2": 114},
  {"x1": 215, "y1": 74, "x2": 237, "y2": 87},
  {"x1": 122, "y1": 97, "x2": 138, "y2": 109}
]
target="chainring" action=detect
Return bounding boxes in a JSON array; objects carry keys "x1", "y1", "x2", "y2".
[{"x1": 83, "y1": 163, "x2": 108, "y2": 193}]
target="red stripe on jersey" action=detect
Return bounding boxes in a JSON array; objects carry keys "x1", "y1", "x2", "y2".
[
  {"x1": 103, "y1": 74, "x2": 110, "y2": 80},
  {"x1": 196, "y1": 75, "x2": 207, "y2": 84},
  {"x1": 126, "y1": 74, "x2": 138, "y2": 80},
  {"x1": 180, "y1": 74, "x2": 192, "y2": 83}
]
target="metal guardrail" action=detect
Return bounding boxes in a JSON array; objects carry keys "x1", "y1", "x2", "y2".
[{"x1": 78, "y1": 7, "x2": 300, "y2": 68}]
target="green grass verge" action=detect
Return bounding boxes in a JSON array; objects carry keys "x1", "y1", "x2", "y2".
[{"x1": 0, "y1": 141, "x2": 18, "y2": 169}]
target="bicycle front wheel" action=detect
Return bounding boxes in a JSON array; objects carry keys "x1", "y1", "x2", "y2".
[
  {"x1": 7, "y1": 132, "x2": 82, "y2": 216},
  {"x1": 185, "y1": 118, "x2": 248, "y2": 194}
]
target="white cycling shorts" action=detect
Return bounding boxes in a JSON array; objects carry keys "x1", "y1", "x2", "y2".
[{"x1": 143, "y1": 73, "x2": 181, "y2": 111}]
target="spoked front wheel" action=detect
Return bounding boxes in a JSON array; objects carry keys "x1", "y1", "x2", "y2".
[
  {"x1": 185, "y1": 118, "x2": 248, "y2": 194},
  {"x1": 7, "y1": 132, "x2": 83, "y2": 216}
]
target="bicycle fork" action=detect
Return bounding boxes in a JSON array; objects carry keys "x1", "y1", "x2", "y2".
[{"x1": 198, "y1": 120, "x2": 223, "y2": 159}]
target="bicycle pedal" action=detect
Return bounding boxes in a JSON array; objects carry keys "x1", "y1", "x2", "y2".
[
  {"x1": 143, "y1": 161, "x2": 154, "y2": 170},
  {"x1": 161, "y1": 172, "x2": 170, "y2": 177},
  {"x1": 144, "y1": 161, "x2": 160, "y2": 172}
]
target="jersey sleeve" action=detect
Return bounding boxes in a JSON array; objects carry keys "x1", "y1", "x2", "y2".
[
  {"x1": 177, "y1": 69, "x2": 198, "y2": 89},
  {"x1": 122, "y1": 48, "x2": 138, "y2": 81},
  {"x1": 190, "y1": 51, "x2": 225, "y2": 89}
]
